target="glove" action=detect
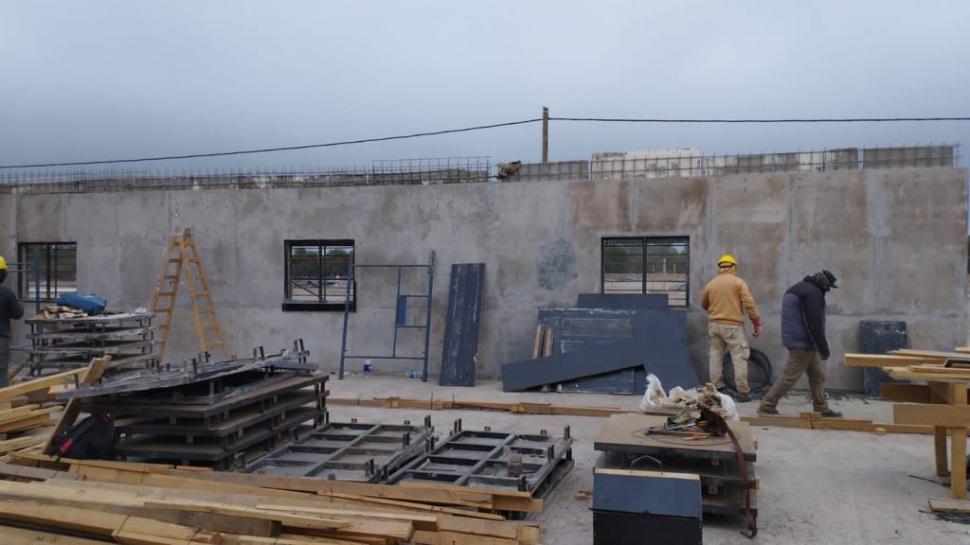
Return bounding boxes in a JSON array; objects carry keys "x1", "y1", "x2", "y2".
[
  {"x1": 751, "y1": 317, "x2": 761, "y2": 338},
  {"x1": 820, "y1": 349, "x2": 831, "y2": 360}
]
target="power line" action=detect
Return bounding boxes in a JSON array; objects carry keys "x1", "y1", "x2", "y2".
[
  {"x1": 0, "y1": 118, "x2": 541, "y2": 169},
  {"x1": 2, "y1": 115, "x2": 969, "y2": 169},
  {"x1": 552, "y1": 116, "x2": 970, "y2": 123}
]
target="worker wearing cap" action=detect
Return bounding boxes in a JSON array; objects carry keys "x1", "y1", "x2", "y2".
[
  {"x1": 758, "y1": 270, "x2": 842, "y2": 417},
  {"x1": 0, "y1": 257, "x2": 24, "y2": 387},
  {"x1": 700, "y1": 254, "x2": 761, "y2": 402}
]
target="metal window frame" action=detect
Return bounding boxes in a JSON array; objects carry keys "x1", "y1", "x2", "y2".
[
  {"x1": 600, "y1": 236, "x2": 690, "y2": 307},
  {"x1": 283, "y1": 239, "x2": 355, "y2": 312},
  {"x1": 16, "y1": 241, "x2": 78, "y2": 302}
]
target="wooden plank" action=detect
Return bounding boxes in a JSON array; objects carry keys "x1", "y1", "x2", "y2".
[
  {"x1": 843, "y1": 353, "x2": 933, "y2": 368},
  {"x1": 143, "y1": 499, "x2": 351, "y2": 531},
  {"x1": 46, "y1": 476, "x2": 530, "y2": 545},
  {"x1": 928, "y1": 497, "x2": 970, "y2": 513},
  {"x1": 893, "y1": 403, "x2": 970, "y2": 427},
  {"x1": 0, "y1": 525, "x2": 109, "y2": 545},
  {"x1": 0, "y1": 368, "x2": 86, "y2": 401},
  {"x1": 950, "y1": 383, "x2": 967, "y2": 500},
  {"x1": 0, "y1": 434, "x2": 48, "y2": 454},
  {"x1": 0, "y1": 499, "x2": 205, "y2": 541},
  {"x1": 934, "y1": 426, "x2": 949, "y2": 477},
  {"x1": 43, "y1": 356, "x2": 110, "y2": 455},
  {"x1": 891, "y1": 349, "x2": 970, "y2": 360},
  {"x1": 879, "y1": 383, "x2": 931, "y2": 403},
  {"x1": 531, "y1": 325, "x2": 543, "y2": 359},
  {"x1": 0, "y1": 479, "x2": 280, "y2": 537},
  {"x1": 0, "y1": 413, "x2": 54, "y2": 434}
]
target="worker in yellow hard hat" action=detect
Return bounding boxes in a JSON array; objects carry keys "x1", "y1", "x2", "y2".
[
  {"x1": 0, "y1": 256, "x2": 24, "y2": 387},
  {"x1": 699, "y1": 254, "x2": 761, "y2": 402}
]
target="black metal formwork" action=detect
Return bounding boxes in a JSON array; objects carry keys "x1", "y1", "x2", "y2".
[
  {"x1": 23, "y1": 312, "x2": 157, "y2": 374},
  {"x1": 66, "y1": 341, "x2": 328, "y2": 470},
  {"x1": 386, "y1": 420, "x2": 573, "y2": 498},
  {"x1": 245, "y1": 416, "x2": 434, "y2": 482}
]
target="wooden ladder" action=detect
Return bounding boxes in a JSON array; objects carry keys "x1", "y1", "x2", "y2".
[{"x1": 149, "y1": 228, "x2": 230, "y2": 363}]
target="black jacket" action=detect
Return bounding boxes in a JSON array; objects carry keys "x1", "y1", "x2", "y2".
[
  {"x1": 780, "y1": 277, "x2": 829, "y2": 358},
  {"x1": 0, "y1": 285, "x2": 24, "y2": 338}
]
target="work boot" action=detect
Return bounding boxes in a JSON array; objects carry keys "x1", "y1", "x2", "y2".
[
  {"x1": 819, "y1": 410, "x2": 843, "y2": 418},
  {"x1": 735, "y1": 393, "x2": 752, "y2": 403},
  {"x1": 757, "y1": 406, "x2": 779, "y2": 415}
]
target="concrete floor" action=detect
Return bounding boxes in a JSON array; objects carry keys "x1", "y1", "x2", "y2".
[{"x1": 329, "y1": 375, "x2": 970, "y2": 544}]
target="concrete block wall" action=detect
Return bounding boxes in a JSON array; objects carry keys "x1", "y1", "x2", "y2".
[{"x1": 0, "y1": 166, "x2": 965, "y2": 391}]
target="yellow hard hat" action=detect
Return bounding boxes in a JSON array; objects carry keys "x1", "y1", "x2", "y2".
[
  {"x1": 0, "y1": 256, "x2": 6, "y2": 270},
  {"x1": 717, "y1": 254, "x2": 737, "y2": 268}
]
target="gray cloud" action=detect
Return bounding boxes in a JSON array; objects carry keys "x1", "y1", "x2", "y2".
[{"x1": 1, "y1": 0, "x2": 968, "y2": 171}]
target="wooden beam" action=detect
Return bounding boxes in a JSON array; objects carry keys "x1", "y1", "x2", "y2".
[
  {"x1": 0, "y1": 368, "x2": 86, "y2": 402},
  {"x1": 890, "y1": 349, "x2": 970, "y2": 360},
  {"x1": 949, "y1": 383, "x2": 967, "y2": 500},
  {"x1": 928, "y1": 497, "x2": 970, "y2": 513},
  {"x1": 879, "y1": 383, "x2": 931, "y2": 403},
  {"x1": 44, "y1": 355, "x2": 111, "y2": 455},
  {"x1": 893, "y1": 403, "x2": 970, "y2": 427},
  {"x1": 843, "y1": 353, "x2": 934, "y2": 368}
]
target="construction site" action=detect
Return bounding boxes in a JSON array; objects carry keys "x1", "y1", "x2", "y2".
[{"x1": 0, "y1": 142, "x2": 964, "y2": 545}]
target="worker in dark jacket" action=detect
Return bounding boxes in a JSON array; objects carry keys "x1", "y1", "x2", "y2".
[
  {"x1": 758, "y1": 270, "x2": 842, "y2": 417},
  {"x1": 0, "y1": 256, "x2": 24, "y2": 387}
]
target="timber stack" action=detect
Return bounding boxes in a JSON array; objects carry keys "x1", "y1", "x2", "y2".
[{"x1": 0, "y1": 453, "x2": 543, "y2": 545}]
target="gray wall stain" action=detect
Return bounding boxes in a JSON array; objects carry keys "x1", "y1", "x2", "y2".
[{"x1": 535, "y1": 237, "x2": 578, "y2": 291}]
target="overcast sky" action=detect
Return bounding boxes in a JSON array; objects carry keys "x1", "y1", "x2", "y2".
[{"x1": 1, "y1": 1, "x2": 968, "y2": 174}]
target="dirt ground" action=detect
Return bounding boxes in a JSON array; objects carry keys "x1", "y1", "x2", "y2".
[{"x1": 329, "y1": 375, "x2": 970, "y2": 545}]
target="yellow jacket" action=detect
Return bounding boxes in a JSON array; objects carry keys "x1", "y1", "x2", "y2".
[{"x1": 700, "y1": 270, "x2": 760, "y2": 325}]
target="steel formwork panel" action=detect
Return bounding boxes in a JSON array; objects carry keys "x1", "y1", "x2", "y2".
[
  {"x1": 386, "y1": 420, "x2": 573, "y2": 496},
  {"x1": 246, "y1": 417, "x2": 433, "y2": 482}
]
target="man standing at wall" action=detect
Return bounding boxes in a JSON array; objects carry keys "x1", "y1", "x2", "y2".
[
  {"x1": 0, "y1": 256, "x2": 24, "y2": 387},
  {"x1": 700, "y1": 254, "x2": 761, "y2": 402},
  {"x1": 758, "y1": 270, "x2": 842, "y2": 417}
]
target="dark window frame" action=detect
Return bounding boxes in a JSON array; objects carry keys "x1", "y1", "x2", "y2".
[
  {"x1": 600, "y1": 236, "x2": 690, "y2": 307},
  {"x1": 283, "y1": 239, "x2": 356, "y2": 312},
  {"x1": 17, "y1": 242, "x2": 79, "y2": 302}
]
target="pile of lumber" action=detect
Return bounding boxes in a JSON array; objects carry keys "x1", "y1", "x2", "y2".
[
  {"x1": 0, "y1": 452, "x2": 543, "y2": 545},
  {"x1": 34, "y1": 304, "x2": 90, "y2": 320},
  {"x1": 0, "y1": 367, "x2": 95, "y2": 455}
]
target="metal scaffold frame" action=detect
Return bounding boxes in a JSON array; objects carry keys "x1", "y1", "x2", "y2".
[{"x1": 338, "y1": 251, "x2": 435, "y2": 382}]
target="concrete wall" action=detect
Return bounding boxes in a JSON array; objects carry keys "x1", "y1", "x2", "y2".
[{"x1": 0, "y1": 166, "x2": 966, "y2": 391}]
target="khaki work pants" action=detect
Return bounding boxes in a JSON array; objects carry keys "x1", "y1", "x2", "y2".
[
  {"x1": 708, "y1": 323, "x2": 750, "y2": 395},
  {"x1": 760, "y1": 349, "x2": 830, "y2": 412}
]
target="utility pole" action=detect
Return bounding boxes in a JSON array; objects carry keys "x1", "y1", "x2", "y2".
[{"x1": 541, "y1": 106, "x2": 549, "y2": 163}]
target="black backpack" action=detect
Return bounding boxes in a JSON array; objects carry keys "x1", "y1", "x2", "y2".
[{"x1": 51, "y1": 413, "x2": 116, "y2": 459}]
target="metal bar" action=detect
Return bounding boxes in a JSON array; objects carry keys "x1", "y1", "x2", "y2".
[
  {"x1": 338, "y1": 253, "x2": 353, "y2": 380},
  {"x1": 33, "y1": 255, "x2": 41, "y2": 313},
  {"x1": 392, "y1": 267, "x2": 402, "y2": 358},
  {"x1": 342, "y1": 355, "x2": 426, "y2": 360},
  {"x1": 421, "y1": 251, "x2": 435, "y2": 382},
  {"x1": 353, "y1": 264, "x2": 431, "y2": 269}
]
